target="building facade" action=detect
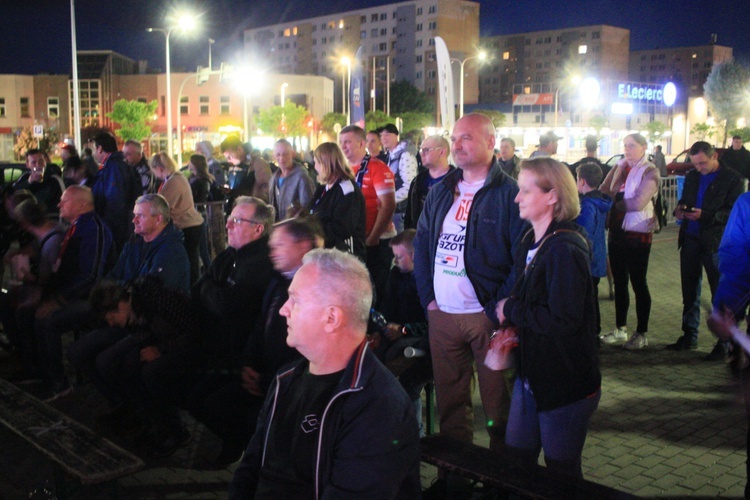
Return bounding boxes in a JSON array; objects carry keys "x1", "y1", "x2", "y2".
[{"x1": 242, "y1": 0, "x2": 480, "y2": 118}]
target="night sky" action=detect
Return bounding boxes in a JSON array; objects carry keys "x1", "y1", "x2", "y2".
[{"x1": 2, "y1": 0, "x2": 749, "y2": 75}]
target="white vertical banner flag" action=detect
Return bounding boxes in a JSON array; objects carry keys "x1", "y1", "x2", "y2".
[{"x1": 434, "y1": 36, "x2": 455, "y2": 133}]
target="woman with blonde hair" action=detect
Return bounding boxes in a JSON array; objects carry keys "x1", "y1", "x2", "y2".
[
  {"x1": 599, "y1": 133, "x2": 660, "y2": 350},
  {"x1": 496, "y1": 157, "x2": 600, "y2": 478},
  {"x1": 149, "y1": 152, "x2": 205, "y2": 284},
  {"x1": 306, "y1": 142, "x2": 365, "y2": 261}
]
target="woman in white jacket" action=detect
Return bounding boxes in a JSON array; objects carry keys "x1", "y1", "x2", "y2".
[{"x1": 599, "y1": 133, "x2": 660, "y2": 350}]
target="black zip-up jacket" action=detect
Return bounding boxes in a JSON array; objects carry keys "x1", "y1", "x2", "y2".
[
  {"x1": 403, "y1": 165, "x2": 456, "y2": 230},
  {"x1": 413, "y1": 159, "x2": 526, "y2": 323},
  {"x1": 229, "y1": 341, "x2": 421, "y2": 499},
  {"x1": 308, "y1": 178, "x2": 366, "y2": 262},
  {"x1": 502, "y1": 221, "x2": 601, "y2": 411},
  {"x1": 677, "y1": 163, "x2": 744, "y2": 253}
]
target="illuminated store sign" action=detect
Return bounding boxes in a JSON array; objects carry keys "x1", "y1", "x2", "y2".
[{"x1": 616, "y1": 82, "x2": 676, "y2": 107}]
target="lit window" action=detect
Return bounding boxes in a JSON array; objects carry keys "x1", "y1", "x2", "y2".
[
  {"x1": 578, "y1": 45, "x2": 587, "y2": 54},
  {"x1": 200, "y1": 96, "x2": 209, "y2": 115},
  {"x1": 503, "y1": 51, "x2": 509, "y2": 60}
]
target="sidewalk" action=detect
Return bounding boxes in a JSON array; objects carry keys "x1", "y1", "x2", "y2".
[{"x1": 1, "y1": 224, "x2": 747, "y2": 498}]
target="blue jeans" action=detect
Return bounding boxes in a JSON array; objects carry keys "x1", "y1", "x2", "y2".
[
  {"x1": 506, "y1": 378, "x2": 600, "y2": 478},
  {"x1": 680, "y1": 237, "x2": 720, "y2": 342}
]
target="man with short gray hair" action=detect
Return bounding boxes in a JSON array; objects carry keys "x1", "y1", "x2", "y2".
[
  {"x1": 496, "y1": 137, "x2": 521, "y2": 179},
  {"x1": 404, "y1": 135, "x2": 455, "y2": 229},
  {"x1": 229, "y1": 248, "x2": 420, "y2": 499},
  {"x1": 123, "y1": 140, "x2": 159, "y2": 195}
]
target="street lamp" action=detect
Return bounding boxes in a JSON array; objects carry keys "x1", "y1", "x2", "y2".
[
  {"x1": 280, "y1": 82, "x2": 289, "y2": 135},
  {"x1": 451, "y1": 50, "x2": 486, "y2": 118},
  {"x1": 148, "y1": 12, "x2": 197, "y2": 157},
  {"x1": 554, "y1": 75, "x2": 581, "y2": 129},
  {"x1": 341, "y1": 57, "x2": 352, "y2": 120}
]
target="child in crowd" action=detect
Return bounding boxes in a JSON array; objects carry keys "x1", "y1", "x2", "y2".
[{"x1": 576, "y1": 163, "x2": 613, "y2": 338}]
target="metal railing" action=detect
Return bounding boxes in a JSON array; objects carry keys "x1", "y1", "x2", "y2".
[{"x1": 195, "y1": 201, "x2": 227, "y2": 259}]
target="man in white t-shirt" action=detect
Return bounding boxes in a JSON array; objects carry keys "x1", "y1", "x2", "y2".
[{"x1": 414, "y1": 114, "x2": 525, "y2": 459}]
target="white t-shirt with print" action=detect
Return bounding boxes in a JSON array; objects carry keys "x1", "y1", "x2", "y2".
[{"x1": 433, "y1": 178, "x2": 484, "y2": 314}]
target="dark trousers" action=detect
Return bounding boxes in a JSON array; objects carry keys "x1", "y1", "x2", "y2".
[
  {"x1": 366, "y1": 238, "x2": 393, "y2": 310},
  {"x1": 680, "y1": 237, "x2": 720, "y2": 342},
  {"x1": 34, "y1": 300, "x2": 92, "y2": 387},
  {"x1": 67, "y1": 326, "x2": 128, "y2": 403},
  {"x1": 609, "y1": 242, "x2": 652, "y2": 333},
  {"x1": 592, "y1": 277, "x2": 601, "y2": 336},
  {"x1": 182, "y1": 223, "x2": 204, "y2": 285}
]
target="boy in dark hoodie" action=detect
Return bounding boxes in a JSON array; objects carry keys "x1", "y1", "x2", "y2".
[{"x1": 576, "y1": 163, "x2": 613, "y2": 338}]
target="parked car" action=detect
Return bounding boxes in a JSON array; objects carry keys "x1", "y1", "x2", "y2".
[{"x1": 666, "y1": 148, "x2": 727, "y2": 176}]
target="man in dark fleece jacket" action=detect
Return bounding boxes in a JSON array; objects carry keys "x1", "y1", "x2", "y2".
[{"x1": 229, "y1": 249, "x2": 420, "y2": 499}]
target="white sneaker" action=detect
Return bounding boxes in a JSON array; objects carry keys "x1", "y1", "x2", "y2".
[
  {"x1": 623, "y1": 332, "x2": 648, "y2": 350},
  {"x1": 600, "y1": 327, "x2": 627, "y2": 345}
]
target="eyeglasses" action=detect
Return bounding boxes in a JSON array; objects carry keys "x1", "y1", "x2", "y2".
[
  {"x1": 228, "y1": 217, "x2": 262, "y2": 226},
  {"x1": 420, "y1": 147, "x2": 442, "y2": 154}
]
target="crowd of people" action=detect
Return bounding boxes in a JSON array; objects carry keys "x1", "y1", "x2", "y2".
[{"x1": 2, "y1": 120, "x2": 750, "y2": 498}]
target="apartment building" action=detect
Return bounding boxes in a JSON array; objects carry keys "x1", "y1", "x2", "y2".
[{"x1": 242, "y1": 0, "x2": 480, "y2": 114}]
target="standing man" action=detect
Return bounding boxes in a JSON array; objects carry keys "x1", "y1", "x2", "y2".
[
  {"x1": 220, "y1": 136, "x2": 272, "y2": 204},
  {"x1": 268, "y1": 139, "x2": 315, "y2": 220},
  {"x1": 339, "y1": 125, "x2": 396, "y2": 305},
  {"x1": 652, "y1": 145, "x2": 667, "y2": 178},
  {"x1": 496, "y1": 137, "x2": 522, "y2": 179},
  {"x1": 414, "y1": 114, "x2": 525, "y2": 453},
  {"x1": 722, "y1": 135, "x2": 750, "y2": 181},
  {"x1": 404, "y1": 135, "x2": 455, "y2": 230},
  {"x1": 91, "y1": 132, "x2": 139, "y2": 253},
  {"x1": 366, "y1": 129, "x2": 389, "y2": 163},
  {"x1": 570, "y1": 135, "x2": 610, "y2": 181},
  {"x1": 380, "y1": 123, "x2": 418, "y2": 233},
  {"x1": 666, "y1": 141, "x2": 743, "y2": 358},
  {"x1": 229, "y1": 249, "x2": 420, "y2": 499},
  {"x1": 122, "y1": 140, "x2": 159, "y2": 195},
  {"x1": 530, "y1": 131, "x2": 560, "y2": 158}
]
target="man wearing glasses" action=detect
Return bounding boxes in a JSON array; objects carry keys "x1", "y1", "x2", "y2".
[
  {"x1": 193, "y1": 196, "x2": 275, "y2": 375},
  {"x1": 404, "y1": 135, "x2": 455, "y2": 230}
]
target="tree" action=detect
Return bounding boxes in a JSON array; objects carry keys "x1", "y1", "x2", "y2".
[
  {"x1": 704, "y1": 61, "x2": 750, "y2": 145},
  {"x1": 399, "y1": 111, "x2": 432, "y2": 136},
  {"x1": 472, "y1": 109, "x2": 506, "y2": 128},
  {"x1": 691, "y1": 122, "x2": 717, "y2": 142},
  {"x1": 729, "y1": 127, "x2": 750, "y2": 143},
  {"x1": 107, "y1": 99, "x2": 158, "y2": 142},
  {"x1": 320, "y1": 112, "x2": 348, "y2": 135},
  {"x1": 256, "y1": 103, "x2": 309, "y2": 138},
  {"x1": 644, "y1": 121, "x2": 667, "y2": 143},
  {"x1": 390, "y1": 80, "x2": 434, "y2": 115},
  {"x1": 13, "y1": 127, "x2": 37, "y2": 160},
  {"x1": 364, "y1": 110, "x2": 392, "y2": 131},
  {"x1": 589, "y1": 115, "x2": 607, "y2": 136}
]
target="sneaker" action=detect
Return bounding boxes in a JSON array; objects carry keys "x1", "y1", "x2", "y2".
[
  {"x1": 600, "y1": 327, "x2": 628, "y2": 345},
  {"x1": 623, "y1": 332, "x2": 648, "y2": 350},
  {"x1": 704, "y1": 342, "x2": 729, "y2": 361},
  {"x1": 665, "y1": 336, "x2": 698, "y2": 351}
]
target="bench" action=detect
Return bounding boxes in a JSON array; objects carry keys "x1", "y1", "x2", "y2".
[
  {"x1": 421, "y1": 435, "x2": 633, "y2": 499},
  {"x1": 0, "y1": 378, "x2": 144, "y2": 498}
]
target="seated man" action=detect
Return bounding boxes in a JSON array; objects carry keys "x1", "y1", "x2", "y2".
[
  {"x1": 67, "y1": 194, "x2": 190, "y2": 405},
  {"x1": 31, "y1": 186, "x2": 114, "y2": 401},
  {"x1": 229, "y1": 249, "x2": 420, "y2": 499},
  {"x1": 9, "y1": 148, "x2": 65, "y2": 215},
  {"x1": 188, "y1": 217, "x2": 322, "y2": 466}
]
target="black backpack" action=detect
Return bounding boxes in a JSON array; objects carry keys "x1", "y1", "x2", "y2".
[{"x1": 653, "y1": 188, "x2": 668, "y2": 233}]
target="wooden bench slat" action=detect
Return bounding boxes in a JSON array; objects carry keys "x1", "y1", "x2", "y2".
[
  {"x1": 421, "y1": 435, "x2": 634, "y2": 499},
  {"x1": 0, "y1": 379, "x2": 144, "y2": 485}
]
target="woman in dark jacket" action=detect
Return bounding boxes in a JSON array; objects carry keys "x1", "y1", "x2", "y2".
[
  {"x1": 306, "y1": 142, "x2": 366, "y2": 261},
  {"x1": 496, "y1": 157, "x2": 601, "y2": 478}
]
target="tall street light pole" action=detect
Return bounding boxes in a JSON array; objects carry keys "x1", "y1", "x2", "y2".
[
  {"x1": 341, "y1": 57, "x2": 351, "y2": 119},
  {"x1": 554, "y1": 75, "x2": 581, "y2": 129},
  {"x1": 208, "y1": 38, "x2": 215, "y2": 70},
  {"x1": 452, "y1": 51, "x2": 486, "y2": 118},
  {"x1": 280, "y1": 82, "x2": 289, "y2": 136},
  {"x1": 148, "y1": 13, "x2": 196, "y2": 158},
  {"x1": 70, "y1": 0, "x2": 82, "y2": 149}
]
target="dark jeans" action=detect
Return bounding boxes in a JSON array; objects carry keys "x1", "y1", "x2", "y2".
[
  {"x1": 680, "y1": 237, "x2": 720, "y2": 342},
  {"x1": 592, "y1": 277, "x2": 601, "y2": 336},
  {"x1": 609, "y1": 242, "x2": 652, "y2": 333},
  {"x1": 506, "y1": 378, "x2": 600, "y2": 478},
  {"x1": 182, "y1": 223, "x2": 204, "y2": 286},
  {"x1": 67, "y1": 326, "x2": 128, "y2": 404},
  {"x1": 366, "y1": 238, "x2": 393, "y2": 310},
  {"x1": 34, "y1": 300, "x2": 92, "y2": 387}
]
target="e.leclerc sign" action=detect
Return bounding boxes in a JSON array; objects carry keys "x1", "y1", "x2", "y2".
[{"x1": 616, "y1": 82, "x2": 676, "y2": 107}]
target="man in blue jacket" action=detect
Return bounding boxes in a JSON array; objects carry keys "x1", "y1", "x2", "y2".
[
  {"x1": 92, "y1": 132, "x2": 139, "y2": 253},
  {"x1": 68, "y1": 194, "x2": 190, "y2": 406},
  {"x1": 414, "y1": 113, "x2": 525, "y2": 458},
  {"x1": 229, "y1": 249, "x2": 420, "y2": 499}
]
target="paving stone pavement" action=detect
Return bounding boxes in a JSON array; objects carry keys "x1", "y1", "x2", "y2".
[{"x1": 1, "y1": 224, "x2": 748, "y2": 498}]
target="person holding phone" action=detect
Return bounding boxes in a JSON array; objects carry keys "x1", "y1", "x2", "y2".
[{"x1": 666, "y1": 141, "x2": 743, "y2": 357}]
